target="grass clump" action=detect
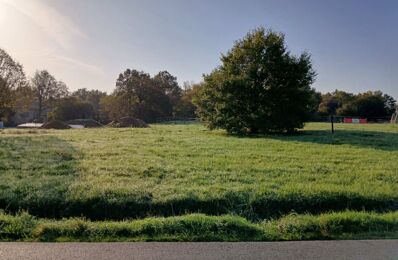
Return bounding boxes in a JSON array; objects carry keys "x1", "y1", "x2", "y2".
[
  {"x1": 34, "y1": 214, "x2": 263, "y2": 242},
  {"x1": 264, "y1": 210, "x2": 398, "y2": 240},
  {"x1": 1, "y1": 211, "x2": 398, "y2": 241},
  {"x1": 0, "y1": 211, "x2": 36, "y2": 241}
]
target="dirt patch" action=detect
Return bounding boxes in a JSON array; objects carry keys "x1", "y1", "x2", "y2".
[
  {"x1": 66, "y1": 119, "x2": 103, "y2": 128},
  {"x1": 41, "y1": 120, "x2": 71, "y2": 129},
  {"x1": 107, "y1": 117, "x2": 149, "y2": 128}
]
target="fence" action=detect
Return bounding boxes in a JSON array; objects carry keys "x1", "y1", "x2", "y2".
[
  {"x1": 154, "y1": 117, "x2": 198, "y2": 124},
  {"x1": 312, "y1": 116, "x2": 391, "y2": 124}
]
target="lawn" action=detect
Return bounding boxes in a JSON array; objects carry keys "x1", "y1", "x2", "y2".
[{"x1": 0, "y1": 122, "x2": 397, "y2": 241}]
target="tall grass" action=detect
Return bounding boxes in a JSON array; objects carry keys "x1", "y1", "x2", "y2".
[{"x1": 1, "y1": 211, "x2": 397, "y2": 241}]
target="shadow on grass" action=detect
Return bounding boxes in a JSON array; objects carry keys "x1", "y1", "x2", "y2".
[
  {"x1": 232, "y1": 129, "x2": 398, "y2": 152},
  {"x1": 0, "y1": 135, "x2": 79, "y2": 217},
  {"x1": 287, "y1": 129, "x2": 398, "y2": 151}
]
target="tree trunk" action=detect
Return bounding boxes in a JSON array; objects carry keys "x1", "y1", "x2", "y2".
[{"x1": 37, "y1": 97, "x2": 42, "y2": 122}]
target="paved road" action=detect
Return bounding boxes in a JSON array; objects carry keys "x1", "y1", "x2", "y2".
[{"x1": 0, "y1": 240, "x2": 397, "y2": 260}]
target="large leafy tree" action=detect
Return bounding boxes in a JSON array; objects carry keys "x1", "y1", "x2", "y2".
[
  {"x1": 0, "y1": 77, "x2": 13, "y2": 119},
  {"x1": 72, "y1": 88, "x2": 107, "y2": 120},
  {"x1": 318, "y1": 90, "x2": 356, "y2": 116},
  {"x1": 0, "y1": 48, "x2": 27, "y2": 120},
  {"x1": 153, "y1": 71, "x2": 182, "y2": 113},
  {"x1": 0, "y1": 48, "x2": 26, "y2": 89},
  {"x1": 196, "y1": 28, "x2": 316, "y2": 134},
  {"x1": 52, "y1": 97, "x2": 95, "y2": 121},
  {"x1": 99, "y1": 95, "x2": 126, "y2": 123},
  {"x1": 115, "y1": 69, "x2": 152, "y2": 116},
  {"x1": 31, "y1": 70, "x2": 69, "y2": 121},
  {"x1": 355, "y1": 91, "x2": 393, "y2": 118},
  {"x1": 113, "y1": 69, "x2": 172, "y2": 122}
]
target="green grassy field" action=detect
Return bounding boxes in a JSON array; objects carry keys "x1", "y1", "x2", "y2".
[{"x1": 0, "y1": 122, "x2": 397, "y2": 241}]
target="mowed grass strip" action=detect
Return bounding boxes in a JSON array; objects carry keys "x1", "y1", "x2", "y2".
[
  {"x1": 0, "y1": 211, "x2": 397, "y2": 241},
  {"x1": 0, "y1": 123, "x2": 397, "y2": 220}
]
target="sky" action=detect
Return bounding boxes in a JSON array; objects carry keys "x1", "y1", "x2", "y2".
[{"x1": 0, "y1": 0, "x2": 397, "y2": 98}]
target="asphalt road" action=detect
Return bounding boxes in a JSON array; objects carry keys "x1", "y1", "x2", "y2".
[{"x1": 0, "y1": 240, "x2": 397, "y2": 260}]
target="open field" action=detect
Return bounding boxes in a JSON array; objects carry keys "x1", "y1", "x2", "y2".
[{"x1": 0, "y1": 122, "x2": 397, "y2": 241}]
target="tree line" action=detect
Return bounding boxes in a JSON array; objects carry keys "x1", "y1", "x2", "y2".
[
  {"x1": 316, "y1": 90, "x2": 396, "y2": 119},
  {"x1": 0, "y1": 27, "x2": 396, "y2": 131},
  {"x1": 0, "y1": 48, "x2": 200, "y2": 125}
]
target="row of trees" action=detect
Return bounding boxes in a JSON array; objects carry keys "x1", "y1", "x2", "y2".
[
  {"x1": 1, "y1": 32, "x2": 396, "y2": 131},
  {"x1": 0, "y1": 48, "x2": 199, "y2": 125},
  {"x1": 100, "y1": 70, "x2": 200, "y2": 123},
  {"x1": 317, "y1": 90, "x2": 396, "y2": 118}
]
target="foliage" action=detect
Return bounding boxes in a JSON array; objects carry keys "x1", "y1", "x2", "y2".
[
  {"x1": 52, "y1": 97, "x2": 95, "y2": 121},
  {"x1": 317, "y1": 90, "x2": 396, "y2": 118},
  {"x1": 0, "y1": 78, "x2": 13, "y2": 119},
  {"x1": 174, "y1": 82, "x2": 203, "y2": 118},
  {"x1": 355, "y1": 91, "x2": 394, "y2": 118},
  {"x1": 101, "y1": 69, "x2": 177, "y2": 123},
  {"x1": 153, "y1": 71, "x2": 182, "y2": 113},
  {"x1": 31, "y1": 70, "x2": 69, "y2": 122},
  {"x1": 71, "y1": 88, "x2": 107, "y2": 121},
  {"x1": 0, "y1": 48, "x2": 27, "y2": 120},
  {"x1": 99, "y1": 95, "x2": 126, "y2": 123},
  {"x1": 195, "y1": 28, "x2": 316, "y2": 134},
  {"x1": 318, "y1": 90, "x2": 356, "y2": 116},
  {"x1": 0, "y1": 48, "x2": 26, "y2": 90}
]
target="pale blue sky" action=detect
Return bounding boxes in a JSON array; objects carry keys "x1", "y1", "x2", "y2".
[{"x1": 0, "y1": 0, "x2": 397, "y2": 98}]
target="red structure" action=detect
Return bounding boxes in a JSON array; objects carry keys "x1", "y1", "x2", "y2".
[{"x1": 343, "y1": 118, "x2": 367, "y2": 124}]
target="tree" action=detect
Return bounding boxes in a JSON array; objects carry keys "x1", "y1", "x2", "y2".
[
  {"x1": 355, "y1": 91, "x2": 391, "y2": 118},
  {"x1": 195, "y1": 28, "x2": 316, "y2": 134},
  {"x1": 318, "y1": 90, "x2": 356, "y2": 116},
  {"x1": 0, "y1": 48, "x2": 27, "y2": 120},
  {"x1": 72, "y1": 88, "x2": 107, "y2": 120},
  {"x1": 99, "y1": 95, "x2": 126, "y2": 123},
  {"x1": 0, "y1": 48, "x2": 26, "y2": 90},
  {"x1": 383, "y1": 94, "x2": 397, "y2": 115},
  {"x1": 52, "y1": 97, "x2": 94, "y2": 121},
  {"x1": 153, "y1": 71, "x2": 182, "y2": 113},
  {"x1": 174, "y1": 82, "x2": 203, "y2": 118},
  {"x1": 317, "y1": 90, "x2": 396, "y2": 119},
  {"x1": 0, "y1": 78, "x2": 13, "y2": 119},
  {"x1": 114, "y1": 69, "x2": 172, "y2": 122},
  {"x1": 31, "y1": 70, "x2": 69, "y2": 121},
  {"x1": 115, "y1": 69, "x2": 151, "y2": 117},
  {"x1": 308, "y1": 90, "x2": 322, "y2": 119}
]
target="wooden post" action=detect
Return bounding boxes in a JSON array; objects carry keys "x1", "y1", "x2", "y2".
[{"x1": 331, "y1": 115, "x2": 334, "y2": 134}]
